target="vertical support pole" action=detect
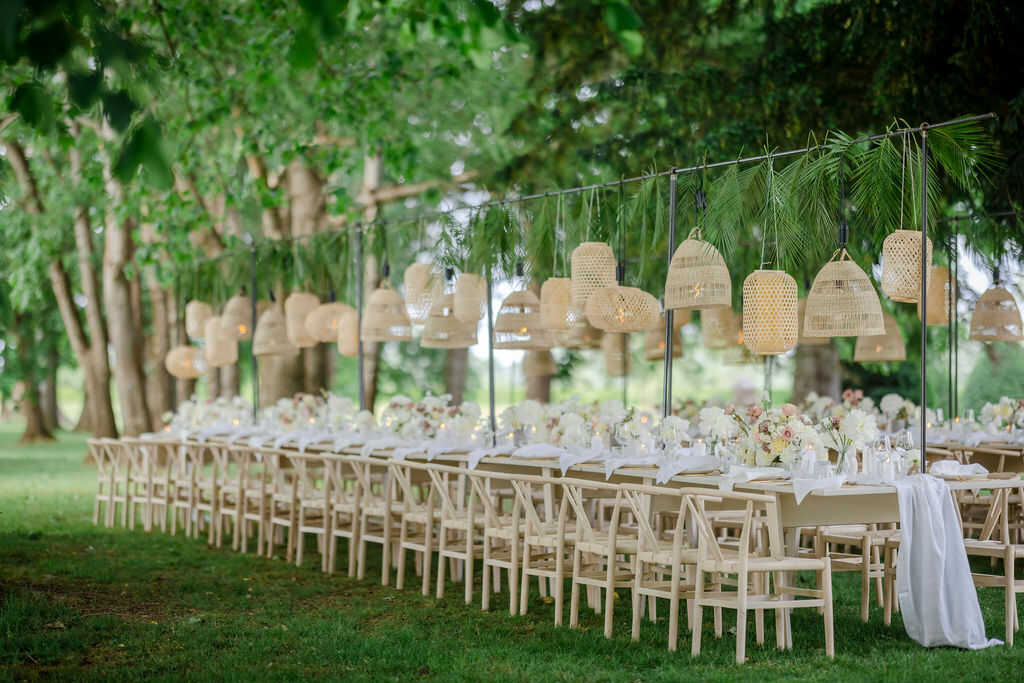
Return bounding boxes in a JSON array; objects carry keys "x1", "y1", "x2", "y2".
[
  {"x1": 662, "y1": 173, "x2": 678, "y2": 419},
  {"x1": 952, "y1": 222, "x2": 959, "y2": 417},
  {"x1": 249, "y1": 247, "x2": 259, "y2": 419},
  {"x1": 172, "y1": 273, "x2": 181, "y2": 409},
  {"x1": 356, "y1": 225, "x2": 366, "y2": 411},
  {"x1": 919, "y1": 127, "x2": 929, "y2": 450},
  {"x1": 485, "y1": 265, "x2": 497, "y2": 446},
  {"x1": 947, "y1": 229, "x2": 953, "y2": 420}
]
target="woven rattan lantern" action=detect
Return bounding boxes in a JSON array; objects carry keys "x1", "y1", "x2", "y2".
[
  {"x1": 454, "y1": 273, "x2": 486, "y2": 324},
  {"x1": 404, "y1": 263, "x2": 441, "y2": 324},
  {"x1": 305, "y1": 302, "x2": 355, "y2": 343},
  {"x1": 185, "y1": 301, "x2": 213, "y2": 339},
  {"x1": 585, "y1": 285, "x2": 660, "y2": 333},
  {"x1": 803, "y1": 250, "x2": 885, "y2": 337},
  {"x1": 524, "y1": 349, "x2": 557, "y2": 377},
  {"x1": 643, "y1": 316, "x2": 682, "y2": 361},
  {"x1": 336, "y1": 308, "x2": 359, "y2": 357},
  {"x1": 494, "y1": 289, "x2": 552, "y2": 350},
  {"x1": 165, "y1": 345, "x2": 207, "y2": 379},
  {"x1": 253, "y1": 308, "x2": 298, "y2": 356},
  {"x1": 854, "y1": 312, "x2": 906, "y2": 362},
  {"x1": 602, "y1": 332, "x2": 632, "y2": 377},
  {"x1": 797, "y1": 299, "x2": 829, "y2": 346},
  {"x1": 570, "y1": 242, "x2": 616, "y2": 310},
  {"x1": 664, "y1": 228, "x2": 731, "y2": 310},
  {"x1": 222, "y1": 295, "x2": 253, "y2": 340},
  {"x1": 362, "y1": 281, "x2": 412, "y2": 342},
  {"x1": 701, "y1": 306, "x2": 737, "y2": 349},
  {"x1": 203, "y1": 316, "x2": 238, "y2": 368},
  {"x1": 284, "y1": 292, "x2": 319, "y2": 347},
  {"x1": 917, "y1": 266, "x2": 955, "y2": 326},
  {"x1": 741, "y1": 270, "x2": 798, "y2": 355},
  {"x1": 422, "y1": 293, "x2": 477, "y2": 349},
  {"x1": 540, "y1": 277, "x2": 572, "y2": 330},
  {"x1": 560, "y1": 311, "x2": 603, "y2": 349},
  {"x1": 881, "y1": 230, "x2": 933, "y2": 303},
  {"x1": 970, "y1": 286, "x2": 1024, "y2": 342}
]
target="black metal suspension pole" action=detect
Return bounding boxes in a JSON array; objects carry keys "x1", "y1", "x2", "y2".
[
  {"x1": 919, "y1": 126, "x2": 929, "y2": 450},
  {"x1": 947, "y1": 229, "x2": 953, "y2": 420},
  {"x1": 485, "y1": 264, "x2": 497, "y2": 446},
  {"x1": 172, "y1": 273, "x2": 181, "y2": 409},
  {"x1": 356, "y1": 226, "x2": 366, "y2": 411},
  {"x1": 249, "y1": 247, "x2": 259, "y2": 419},
  {"x1": 662, "y1": 173, "x2": 678, "y2": 419},
  {"x1": 953, "y1": 222, "x2": 959, "y2": 417}
]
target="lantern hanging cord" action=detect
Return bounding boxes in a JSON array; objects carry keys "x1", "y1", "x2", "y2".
[
  {"x1": 898, "y1": 133, "x2": 908, "y2": 230},
  {"x1": 837, "y1": 152, "x2": 849, "y2": 248},
  {"x1": 617, "y1": 177, "x2": 625, "y2": 284}
]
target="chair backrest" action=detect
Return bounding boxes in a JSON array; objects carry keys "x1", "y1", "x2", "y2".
[
  {"x1": 559, "y1": 478, "x2": 627, "y2": 543},
  {"x1": 685, "y1": 488, "x2": 781, "y2": 564},
  {"x1": 619, "y1": 483, "x2": 690, "y2": 555},
  {"x1": 468, "y1": 470, "x2": 522, "y2": 530}
]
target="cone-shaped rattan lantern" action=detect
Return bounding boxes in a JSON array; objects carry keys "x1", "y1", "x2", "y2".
[
  {"x1": 494, "y1": 289, "x2": 552, "y2": 350},
  {"x1": 404, "y1": 263, "x2": 441, "y2": 324},
  {"x1": 165, "y1": 345, "x2": 207, "y2": 379},
  {"x1": 222, "y1": 295, "x2": 253, "y2": 340},
  {"x1": 585, "y1": 285, "x2": 660, "y2": 333},
  {"x1": 970, "y1": 286, "x2": 1024, "y2": 342},
  {"x1": 664, "y1": 228, "x2": 731, "y2": 310},
  {"x1": 644, "y1": 316, "x2": 682, "y2": 361},
  {"x1": 602, "y1": 332, "x2": 632, "y2": 376},
  {"x1": 570, "y1": 242, "x2": 616, "y2": 310},
  {"x1": 803, "y1": 250, "x2": 885, "y2": 337},
  {"x1": 797, "y1": 299, "x2": 829, "y2": 346},
  {"x1": 253, "y1": 308, "x2": 298, "y2": 357},
  {"x1": 203, "y1": 316, "x2": 238, "y2": 368},
  {"x1": 305, "y1": 302, "x2": 355, "y2": 344},
  {"x1": 917, "y1": 266, "x2": 955, "y2": 326},
  {"x1": 741, "y1": 269, "x2": 798, "y2": 355},
  {"x1": 881, "y1": 230, "x2": 933, "y2": 303},
  {"x1": 336, "y1": 308, "x2": 359, "y2": 357},
  {"x1": 701, "y1": 306, "x2": 737, "y2": 349},
  {"x1": 422, "y1": 293, "x2": 477, "y2": 348},
  {"x1": 185, "y1": 301, "x2": 213, "y2": 340},
  {"x1": 284, "y1": 292, "x2": 319, "y2": 347},
  {"x1": 524, "y1": 349, "x2": 557, "y2": 377},
  {"x1": 540, "y1": 277, "x2": 572, "y2": 331},
  {"x1": 560, "y1": 310, "x2": 603, "y2": 349},
  {"x1": 854, "y1": 312, "x2": 906, "y2": 362},
  {"x1": 454, "y1": 273, "x2": 486, "y2": 324},
  {"x1": 362, "y1": 281, "x2": 412, "y2": 342}
]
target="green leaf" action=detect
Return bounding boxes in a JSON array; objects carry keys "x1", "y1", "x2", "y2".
[
  {"x1": 616, "y1": 29, "x2": 643, "y2": 57},
  {"x1": 472, "y1": 0, "x2": 501, "y2": 26},
  {"x1": 102, "y1": 90, "x2": 136, "y2": 132},
  {"x1": 288, "y1": 27, "x2": 318, "y2": 70},
  {"x1": 604, "y1": 1, "x2": 642, "y2": 32},
  {"x1": 22, "y1": 20, "x2": 73, "y2": 69},
  {"x1": 67, "y1": 70, "x2": 103, "y2": 110},
  {"x1": 9, "y1": 82, "x2": 53, "y2": 132}
]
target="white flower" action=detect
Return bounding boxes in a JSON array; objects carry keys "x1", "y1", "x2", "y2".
[
  {"x1": 516, "y1": 400, "x2": 544, "y2": 427},
  {"x1": 660, "y1": 415, "x2": 689, "y2": 443},
  {"x1": 839, "y1": 408, "x2": 879, "y2": 450},
  {"x1": 880, "y1": 393, "x2": 903, "y2": 418},
  {"x1": 459, "y1": 402, "x2": 481, "y2": 421},
  {"x1": 598, "y1": 399, "x2": 626, "y2": 424}
]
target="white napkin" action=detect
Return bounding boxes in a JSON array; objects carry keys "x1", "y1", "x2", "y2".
[
  {"x1": 467, "y1": 446, "x2": 515, "y2": 470},
  {"x1": 360, "y1": 437, "x2": 412, "y2": 457},
  {"x1": 391, "y1": 445, "x2": 428, "y2": 461},
  {"x1": 425, "y1": 441, "x2": 474, "y2": 461},
  {"x1": 655, "y1": 452, "x2": 721, "y2": 484},
  {"x1": 719, "y1": 465, "x2": 789, "y2": 491},
  {"x1": 791, "y1": 474, "x2": 847, "y2": 504},
  {"x1": 929, "y1": 460, "x2": 988, "y2": 478},
  {"x1": 513, "y1": 443, "x2": 567, "y2": 460},
  {"x1": 604, "y1": 452, "x2": 662, "y2": 479},
  {"x1": 559, "y1": 447, "x2": 605, "y2": 475}
]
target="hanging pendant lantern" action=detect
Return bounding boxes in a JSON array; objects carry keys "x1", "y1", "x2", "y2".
[
  {"x1": 797, "y1": 299, "x2": 829, "y2": 346},
  {"x1": 165, "y1": 345, "x2": 207, "y2": 379},
  {"x1": 540, "y1": 277, "x2": 573, "y2": 331},
  {"x1": 524, "y1": 349, "x2": 557, "y2": 377},
  {"x1": 917, "y1": 265, "x2": 955, "y2": 326},
  {"x1": 203, "y1": 316, "x2": 238, "y2": 368},
  {"x1": 404, "y1": 263, "x2": 441, "y2": 324},
  {"x1": 585, "y1": 285, "x2": 660, "y2": 333},
  {"x1": 570, "y1": 242, "x2": 616, "y2": 310},
  {"x1": 422, "y1": 293, "x2": 477, "y2": 349},
  {"x1": 741, "y1": 270, "x2": 798, "y2": 355},
  {"x1": 284, "y1": 292, "x2": 320, "y2": 347},
  {"x1": 453, "y1": 273, "x2": 486, "y2": 324},
  {"x1": 185, "y1": 301, "x2": 213, "y2": 340},
  {"x1": 664, "y1": 228, "x2": 731, "y2": 310},
  {"x1": 336, "y1": 308, "x2": 360, "y2": 357},
  {"x1": 602, "y1": 332, "x2": 631, "y2": 377},
  {"x1": 854, "y1": 312, "x2": 906, "y2": 362},
  {"x1": 253, "y1": 308, "x2": 298, "y2": 357},
  {"x1": 222, "y1": 295, "x2": 253, "y2": 340},
  {"x1": 803, "y1": 250, "x2": 885, "y2": 337},
  {"x1": 643, "y1": 315, "x2": 682, "y2": 361},
  {"x1": 305, "y1": 302, "x2": 355, "y2": 344},
  {"x1": 881, "y1": 230, "x2": 933, "y2": 303},
  {"x1": 701, "y1": 306, "x2": 737, "y2": 349},
  {"x1": 494, "y1": 289, "x2": 552, "y2": 350},
  {"x1": 362, "y1": 281, "x2": 412, "y2": 342},
  {"x1": 970, "y1": 286, "x2": 1024, "y2": 342},
  {"x1": 560, "y1": 310, "x2": 603, "y2": 349}
]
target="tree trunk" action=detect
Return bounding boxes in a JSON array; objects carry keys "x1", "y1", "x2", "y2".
[
  {"x1": 792, "y1": 342, "x2": 841, "y2": 403},
  {"x1": 39, "y1": 346, "x2": 59, "y2": 432},
  {"x1": 302, "y1": 346, "x2": 326, "y2": 395},
  {"x1": 258, "y1": 353, "x2": 302, "y2": 408},
  {"x1": 145, "y1": 271, "x2": 174, "y2": 421},
  {"x1": 444, "y1": 348, "x2": 469, "y2": 404},
  {"x1": 220, "y1": 364, "x2": 240, "y2": 398},
  {"x1": 13, "y1": 315, "x2": 54, "y2": 443},
  {"x1": 74, "y1": 381, "x2": 94, "y2": 432},
  {"x1": 206, "y1": 368, "x2": 221, "y2": 400},
  {"x1": 526, "y1": 375, "x2": 552, "y2": 404}
]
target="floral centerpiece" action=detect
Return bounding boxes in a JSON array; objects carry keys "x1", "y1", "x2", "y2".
[
  {"x1": 879, "y1": 393, "x2": 915, "y2": 423},
  {"x1": 162, "y1": 395, "x2": 253, "y2": 432},
  {"x1": 381, "y1": 394, "x2": 464, "y2": 439},
  {"x1": 259, "y1": 393, "x2": 326, "y2": 430},
  {"x1": 822, "y1": 408, "x2": 880, "y2": 471},
  {"x1": 701, "y1": 402, "x2": 826, "y2": 467},
  {"x1": 980, "y1": 397, "x2": 1024, "y2": 432}
]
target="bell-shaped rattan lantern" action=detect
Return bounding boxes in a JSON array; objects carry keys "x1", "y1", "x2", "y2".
[
  {"x1": 797, "y1": 299, "x2": 829, "y2": 346},
  {"x1": 203, "y1": 316, "x2": 238, "y2": 368},
  {"x1": 803, "y1": 250, "x2": 885, "y2": 337},
  {"x1": 404, "y1": 263, "x2": 441, "y2": 324},
  {"x1": 305, "y1": 302, "x2": 355, "y2": 344},
  {"x1": 284, "y1": 292, "x2": 320, "y2": 347},
  {"x1": 540, "y1": 277, "x2": 572, "y2": 331},
  {"x1": 453, "y1": 273, "x2": 486, "y2": 324},
  {"x1": 602, "y1": 332, "x2": 632, "y2": 377},
  {"x1": 643, "y1": 316, "x2": 682, "y2": 361},
  {"x1": 165, "y1": 345, "x2": 207, "y2": 379},
  {"x1": 253, "y1": 308, "x2": 298, "y2": 357},
  {"x1": 524, "y1": 349, "x2": 557, "y2": 377},
  {"x1": 881, "y1": 230, "x2": 933, "y2": 303},
  {"x1": 970, "y1": 286, "x2": 1024, "y2": 342},
  {"x1": 741, "y1": 269, "x2": 798, "y2": 355},
  {"x1": 917, "y1": 266, "x2": 955, "y2": 326},
  {"x1": 664, "y1": 228, "x2": 731, "y2": 310},
  {"x1": 337, "y1": 308, "x2": 359, "y2": 357},
  {"x1": 585, "y1": 285, "x2": 660, "y2": 333},
  {"x1": 560, "y1": 310, "x2": 603, "y2": 349},
  {"x1": 185, "y1": 301, "x2": 213, "y2": 340},
  {"x1": 570, "y1": 242, "x2": 616, "y2": 310},
  {"x1": 422, "y1": 293, "x2": 477, "y2": 349},
  {"x1": 494, "y1": 289, "x2": 552, "y2": 350},
  {"x1": 701, "y1": 306, "x2": 737, "y2": 349},
  {"x1": 362, "y1": 281, "x2": 412, "y2": 342},
  {"x1": 854, "y1": 312, "x2": 906, "y2": 362},
  {"x1": 222, "y1": 295, "x2": 253, "y2": 340}
]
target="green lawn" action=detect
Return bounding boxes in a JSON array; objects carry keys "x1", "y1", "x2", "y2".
[{"x1": 2, "y1": 425, "x2": 1022, "y2": 680}]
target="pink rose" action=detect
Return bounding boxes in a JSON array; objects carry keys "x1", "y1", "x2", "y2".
[
  {"x1": 724, "y1": 405, "x2": 734, "y2": 415},
  {"x1": 781, "y1": 426, "x2": 794, "y2": 441},
  {"x1": 842, "y1": 389, "x2": 853, "y2": 401},
  {"x1": 748, "y1": 406, "x2": 763, "y2": 419},
  {"x1": 781, "y1": 403, "x2": 797, "y2": 417},
  {"x1": 832, "y1": 416, "x2": 841, "y2": 428},
  {"x1": 854, "y1": 389, "x2": 864, "y2": 400}
]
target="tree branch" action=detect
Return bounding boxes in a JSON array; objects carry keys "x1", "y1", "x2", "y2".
[{"x1": 3, "y1": 139, "x2": 44, "y2": 214}]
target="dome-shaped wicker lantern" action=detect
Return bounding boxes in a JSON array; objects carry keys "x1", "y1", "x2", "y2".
[
  {"x1": 305, "y1": 302, "x2": 355, "y2": 344},
  {"x1": 185, "y1": 301, "x2": 213, "y2": 340},
  {"x1": 701, "y1": 306, "x2": 737, "y2": 349},
  {"x1": 570, "y1": 242, "x2": 616, "y2": 310},
  {"x1": 336, "y1": 308, "x2": 360, "y2": 357},
  {"x1": 644, "y1": 315, "x2": 682, "y2": 361},
  {"x1": 203, "y1": 316, "x2": 238, "y2": 368},
  {"x1": 422, "y1": 293, "x2": 477, "y2": 349},
  {"x1": 284, "y1": 292, "x2": 320, "y2": 347},
  {"x1": 362, "y1": 281, "x2": 412, "y2": 342},
  {"x1": 917, "y1": 265, "x2": 955, "y2": 326},
  {"x1": 585, "y1": 285, "x2": 660, "y2": 333},
  {"x1": 453, "y1": 273, "x2": 486, "y2": 324},
  {"x1": 797, "y1": 299, "x2": 829, "y2": 346},
  {"x1": 854, "y1": 312, "x2": 906, "y2": 362},
  {"x1": 560, "y1": 310, "x2": 603, "y2": 349},
  {"x1": 970, "y1": 286, "x2": 1024, "y2": 342},
  {"x1": 524, "y1": 349, "x2": 557, "y2": 377},
  {"x1": 803, "y1": 250, "x2": 885, "y2": 337},
  {"x1": 540, "y1": 277, "x2": 572, "y2": 331},
  {"x1": 494, "y1": 289, "x2": 552, "y2": 350},
  {"x1": 165, "y1": 345, "x2": 207, "y2": 379},
  {"x1": 602, "y1": 332, "x2": 632, "y2": 377},
  {"x1": 404, "y1": 263, "x2": 441, "y2": 324},
  {"x1": 222, "y1": 295, "x2": 253, "y2": 340},
  {"x1": 742, "y1": 269, "x2": 798, "y2": 355},
  {"x1": 881, "y1": 230, "x2": 933, "y2": 303},
  {"x1": 664, "y1": 228, "x2": 731, "y2": 310},
  {"x1": 253, "y1": 308, "x2": 298, "y2": 357}
]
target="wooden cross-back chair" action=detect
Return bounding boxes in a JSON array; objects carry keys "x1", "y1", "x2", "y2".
[
  {"x1": 468, "y1": 470, "x2": 525, "y2": 615},
  {"x1": 426, "y1": 462, "x2": 481, "y2": 604},
  {"x1": 292, "y1": 453, "x2": 332, "y2": 570},
  {"x1": 511, "y1": 476, "x2": 571, "y2": 624},
  {"x1": 326, "y1": 454, "x2": 365, "y2": 577},
  {"x1": 88, "y1": 438, "x2": 122, "y2": 528},
  {"x1": 387, "y1": 459, "x2": 438, "y2": 595},
  {"x1": 351, "y1": 454, "x2": 399, "y2": 584}
]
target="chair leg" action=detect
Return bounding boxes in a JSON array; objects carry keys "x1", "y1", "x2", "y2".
[
  {"x1": 554, "y1": 543, "x2": 565, "y2": 626},
  {"x1": 774, "y1": 572, "x2": 787, "y2": 650},
  {"x1": 603, "y1": 554, "x2": 615, "y2": 639},
  {"x1": 296, "y1": 507, "x2": 306, "y2": 567},
  {"x1": 668, "y1": 561, "x2": 681, "y2": 652},
  {"x1": 436, "y1": 527, "x2": 448, "y2": 599},
  {"x1": 357, "y1": 515, "x2": 368, "y2": 580},
  {"x1": 691, "y1": 569, "x2": 704, "y2": 657},
  {"x1": 569, "y1": 548, "x2": 581, "y2": 629},
  {"x1": 872, "y1": 543, "x2": 884, "y2": 606},
  {"x1": 396, "y1": 519, "x2": 408, "y2": 590},
  {"x1": 1006, "y1": 546, "x2": 1016, "y2": 647},
  {"x1": 508, "y1": 534, "x2": 519, "y2": 616},
  {"x1": 860, "y1": 538, "x2": 870, "y2": 622},
  {"x1": 631, "y1": 558, "x2": 642, "y2": 642},
  {"x1": 422, "y1": 520, "x2": 434, "y2": 597},
  {"x1": 736, "y1": 570, "x2": 748, "y2": 665},
  {"x1": 464, "y1": 527, "x2": 474, "y2": 606},
  {"x1": 519, "y1": 542, "x2": 531, "y2": 616},
  {"x1": 481, "y1": 536, "x2": 492, "y2": 611},
  {"x1": 823, "y1": 558, "x2": 835, "y2": 658},
  {"x1": 883, "y1": 545, "x2": 895, "y2": 626}
]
